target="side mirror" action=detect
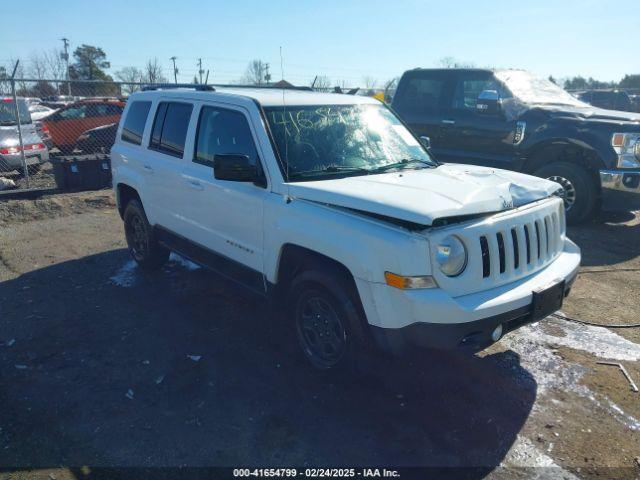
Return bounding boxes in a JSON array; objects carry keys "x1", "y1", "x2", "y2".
[
  {"x1": 419, "y1": 136, "x2": 431, "y2": 150},
  {"x1": 213, "y1": 154, "x2": 256, "y2": 182},
  {"x1": 476, "y1": 90, "x2": 501, "y2": 115}
]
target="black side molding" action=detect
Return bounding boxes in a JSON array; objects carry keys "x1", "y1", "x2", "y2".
[{"x1": 154, "y1": 226, "x2": 266, "y2": 297}]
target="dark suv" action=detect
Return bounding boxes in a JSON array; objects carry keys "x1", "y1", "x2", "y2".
[
  {"x1": 392, "y1": 68, "x2": 640, "y2": 223},
  {"x1": 574, "y1": 89, "x2": 634, "y2": 113}
]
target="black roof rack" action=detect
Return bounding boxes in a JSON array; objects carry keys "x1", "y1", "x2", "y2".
[
  {"x1": 213, "y1": 84, "x2": 313, "y2": 91},
  {"x1": 141, "y1": 83, "x2": 215, "y2": 91}
]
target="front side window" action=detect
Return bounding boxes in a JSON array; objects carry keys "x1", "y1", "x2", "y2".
[
  {"x1": 121, "y1": 101, "x2": 151, "y2": 145},
  {"x1": 264, "y1": 104, "x2": 435, "y2": 181},
  {"x1": 149, "y1": 101, "x2": 193, "y2": 157},
  {"x1": 452, "y1": 77, "x2": 502, "y2": 110},
  {"x1": 194, "y1": 106, "x2": 258, "y2": 167}
]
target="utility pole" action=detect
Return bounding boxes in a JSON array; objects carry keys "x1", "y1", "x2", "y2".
[
  {"x1": 170, "y1": 56, "x2": 178, "y2": 84},
  {"x1": 197, "y1": 58, "x2": 204, "y2": 84},
  {"x1": 60, "y1": 37, "x2": 71, "y2": 95},
  {"x1": 264, "y1": 63, "x2": 271, "y2": 85}
]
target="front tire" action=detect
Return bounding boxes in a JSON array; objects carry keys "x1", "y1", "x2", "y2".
[
  {"x1": 287, "y1": 266, "x2": 370, "y2": 371},
  {"x1": 534, "y1": 161, "x2": 597, "y2": 224},
  {"x1": 123, "y1": 199, "x2": 169, "y2": 271}
]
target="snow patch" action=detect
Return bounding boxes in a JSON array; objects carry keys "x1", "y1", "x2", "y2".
[
  {"x1": 537, "y1": 315, "x2": 640, "y2": 361},
  {"x1": 502, "y1": 318, "x2": 640, "y2": 431},
  {"x1": 110, "y1": 260, "x2": 138, "y2": 287},
  {"x1": 169, "y1": 253, "x2": 200, "y2": 271},
  {"x1": 502, "y1": 436, "x2": 579, "y2": 479}
]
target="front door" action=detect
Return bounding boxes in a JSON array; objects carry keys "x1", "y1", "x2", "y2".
[
  {"x1": 439, "y1": 71, "x2": 518, "y2": 169},
  {"x1": 179, "y1": 103, "x2": 266, "y2": 287}
]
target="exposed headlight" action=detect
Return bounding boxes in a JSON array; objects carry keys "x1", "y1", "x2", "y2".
[
  {"x1": 435, "y1": 235, "x2": 468, "y2": 277},
  {"x1": 612, "y1": 133, "x2": 640, "y2": 168}
]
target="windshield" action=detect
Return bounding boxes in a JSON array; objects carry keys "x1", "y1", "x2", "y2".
[
  {"x1": 495, "y1": 70, "x2": 590, "y2": 108},
  {"x1": 264, "y1": 104, "x2": 435, "y2": 181},
  {"x1": 0, "y1": 99, "x2": 32, "y2": 125}
]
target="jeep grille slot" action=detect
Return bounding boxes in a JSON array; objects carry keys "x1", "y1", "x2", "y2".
[
  {"x1": 480, "y1": 236, "x2": 490, "y2": 278},
  {"x1": 524, "y1": 225, "x2": 531, "y2": 264},
  {"x1": 496, "y1": 232, "x2": 506, "y2": 274},
  {"x1": 510, "y1": 228, "x2": 519, "y2": 269},
  {"x1": 534, "y1": 221, "x2": 542, "y2": 260}
]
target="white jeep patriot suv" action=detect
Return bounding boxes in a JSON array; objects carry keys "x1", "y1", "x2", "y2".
[{"x1": 111, "y1": 84, "x2": 581, "y2": 370}]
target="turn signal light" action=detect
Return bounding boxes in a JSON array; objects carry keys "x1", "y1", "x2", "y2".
[
  {"x1": 612, "y1": 133, "x2": 625, "y2": 147},
  {"x1": 384, "y1": 272, "x2": 437, "y2": 289}
]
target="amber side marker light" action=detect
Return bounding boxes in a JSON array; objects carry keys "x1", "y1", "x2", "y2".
[
  {"x1": 384, "y1": 272, "x2": 437, "y2": 289},
  {"x1": 612, "y1": 133, "x2": 625, "y2": 147}
]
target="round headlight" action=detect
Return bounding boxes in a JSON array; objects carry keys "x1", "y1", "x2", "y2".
[{"x1": 435, "y1": 235, "x2": 468, "y2": 277}]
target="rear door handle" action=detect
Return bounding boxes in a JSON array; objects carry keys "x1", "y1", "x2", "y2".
[
  {"x1": 441, "y1": 119, "x2": 456, "y2": 125},
  {"x1": 186, "y1": 179, "x2": 204, "y2": 191},
  {"x1": 143, "y1": 164, "x2": 153, "y2": 172}
]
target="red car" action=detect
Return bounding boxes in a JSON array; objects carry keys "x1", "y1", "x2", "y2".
[{"x1": 42, "y1": 99, "x2": 125, "y2": 154}]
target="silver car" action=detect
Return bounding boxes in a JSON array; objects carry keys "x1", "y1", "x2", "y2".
[{"x1": 0, "y1": 97, "x2": 49, "y2": 174}]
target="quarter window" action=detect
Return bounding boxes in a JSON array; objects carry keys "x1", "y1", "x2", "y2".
[
  {"x1": 194, "y1": 106, "x2": 258, "y2": 167},
  {"x1": 149, "y1": 102, "x2": 193, "y2": 157},
  {"x1": 121, "y1": 101, "x2": 151, "y2": 145}
]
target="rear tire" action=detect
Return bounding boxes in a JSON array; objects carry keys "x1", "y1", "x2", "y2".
[
  {"x1": 534, "y1": 161, "x2": 597, "y2": 224},
  {"x1": 286, "y1": 265, "x2": 370, "y2": 372},
  {"x1": 123, "y1": 199, "x2": 169, "y2": 271}
]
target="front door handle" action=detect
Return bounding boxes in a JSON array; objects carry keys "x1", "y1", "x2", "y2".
[
  {"x1": 441, "y1": 119, "x2": 456, "y2": 125},
  {"x1": 143, "y1": 164, "x2": 153, "y2": 173}
]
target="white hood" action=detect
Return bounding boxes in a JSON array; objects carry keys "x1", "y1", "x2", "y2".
[{"x1": 287, "y1": 164, "x2": 560, "y2": 226}]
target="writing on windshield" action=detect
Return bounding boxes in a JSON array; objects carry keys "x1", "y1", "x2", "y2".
[{"x1": 264, "y1": 104, "x2": 434, "y2": 181}]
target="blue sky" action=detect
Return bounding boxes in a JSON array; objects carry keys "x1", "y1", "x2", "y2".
[{"x1": 2, "y1": 0, "x2": 638, "y2": 86}]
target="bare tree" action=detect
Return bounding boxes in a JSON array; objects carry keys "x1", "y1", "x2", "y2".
[
  {"x1": 362, "y1": 76, "x2": 378, "y2": 96},
  {"x1": 116, "y1": 66, "x2": 144, "y2": 94},
  {"x1": 383, "y1": 77, "x2": 398, "y2": 103},
  {"x1": 145, "y1": 58, "x2": 167, "y2": 84},
  {"x1": 313, "y1": 75, "x2": 331, "y2": 91},
  {"x1": 43, "y1": 49, "x2": 67, "y2": 93},
  {"x1": 29, "y1": 53, "x2": 48, "y2": 81},
  {"x1": 438, "y1": 56, "x2": 475, "y2": 68},
  {"x1": 243, "y1": 59, "x2": 268, "y2": 85}
]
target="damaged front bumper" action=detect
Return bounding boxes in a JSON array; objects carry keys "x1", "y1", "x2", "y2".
[{"x1": 358, "y1": 239, "x2": 581, "y2": 354}]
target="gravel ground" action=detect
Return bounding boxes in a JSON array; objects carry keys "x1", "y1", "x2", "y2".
[{"x1": 0, "y1": 191, "x2": 638, "y2": 479}]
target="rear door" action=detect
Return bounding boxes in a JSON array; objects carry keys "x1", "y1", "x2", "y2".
[
  {"x1": 178, "y1": 102, "x2": 266, "y2": 285},
  {"x1": 145, "y1": 100, "x2": 195, "y2": 232},
  {"x1": 438, "y1": 71, "x2": 518, "y2": 168},
  {"x1": 392, "y1": 70, "x2": 452, "y2": 158}
]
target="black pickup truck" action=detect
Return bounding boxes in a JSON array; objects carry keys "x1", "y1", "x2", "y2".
[{"x1": 391, "y1": 68, "x2": 640, "y2": 222}]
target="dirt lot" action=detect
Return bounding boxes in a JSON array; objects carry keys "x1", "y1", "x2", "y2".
[{"x1": 0, "y1": 191, "x2": 638, "y2": 479}]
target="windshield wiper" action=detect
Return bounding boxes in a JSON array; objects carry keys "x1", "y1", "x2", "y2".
[
  {"x1": 373, "y1": 158, "x2": 434, "y2": 173},
  {"x1": 289, "y1": 165, "x2": 371, "y2": 179}
]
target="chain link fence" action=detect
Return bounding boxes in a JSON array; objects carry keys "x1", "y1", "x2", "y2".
[{"x1": 0, "y1": 77, "x2": 381, "y2": 194}]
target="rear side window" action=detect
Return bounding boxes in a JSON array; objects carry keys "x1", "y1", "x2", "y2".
[
  {"x1": 395, "y1": 75, "x2": 446, "y2": 113},
  {"x1": 121, "y1": 101, "x2": 151, "y2": 145},
  {"x1": 149, "y1": 102, "x2": 193, "y2": 157},
  {"x1": 194, "y1": 106, "x2": 258, "y2": 167}
]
